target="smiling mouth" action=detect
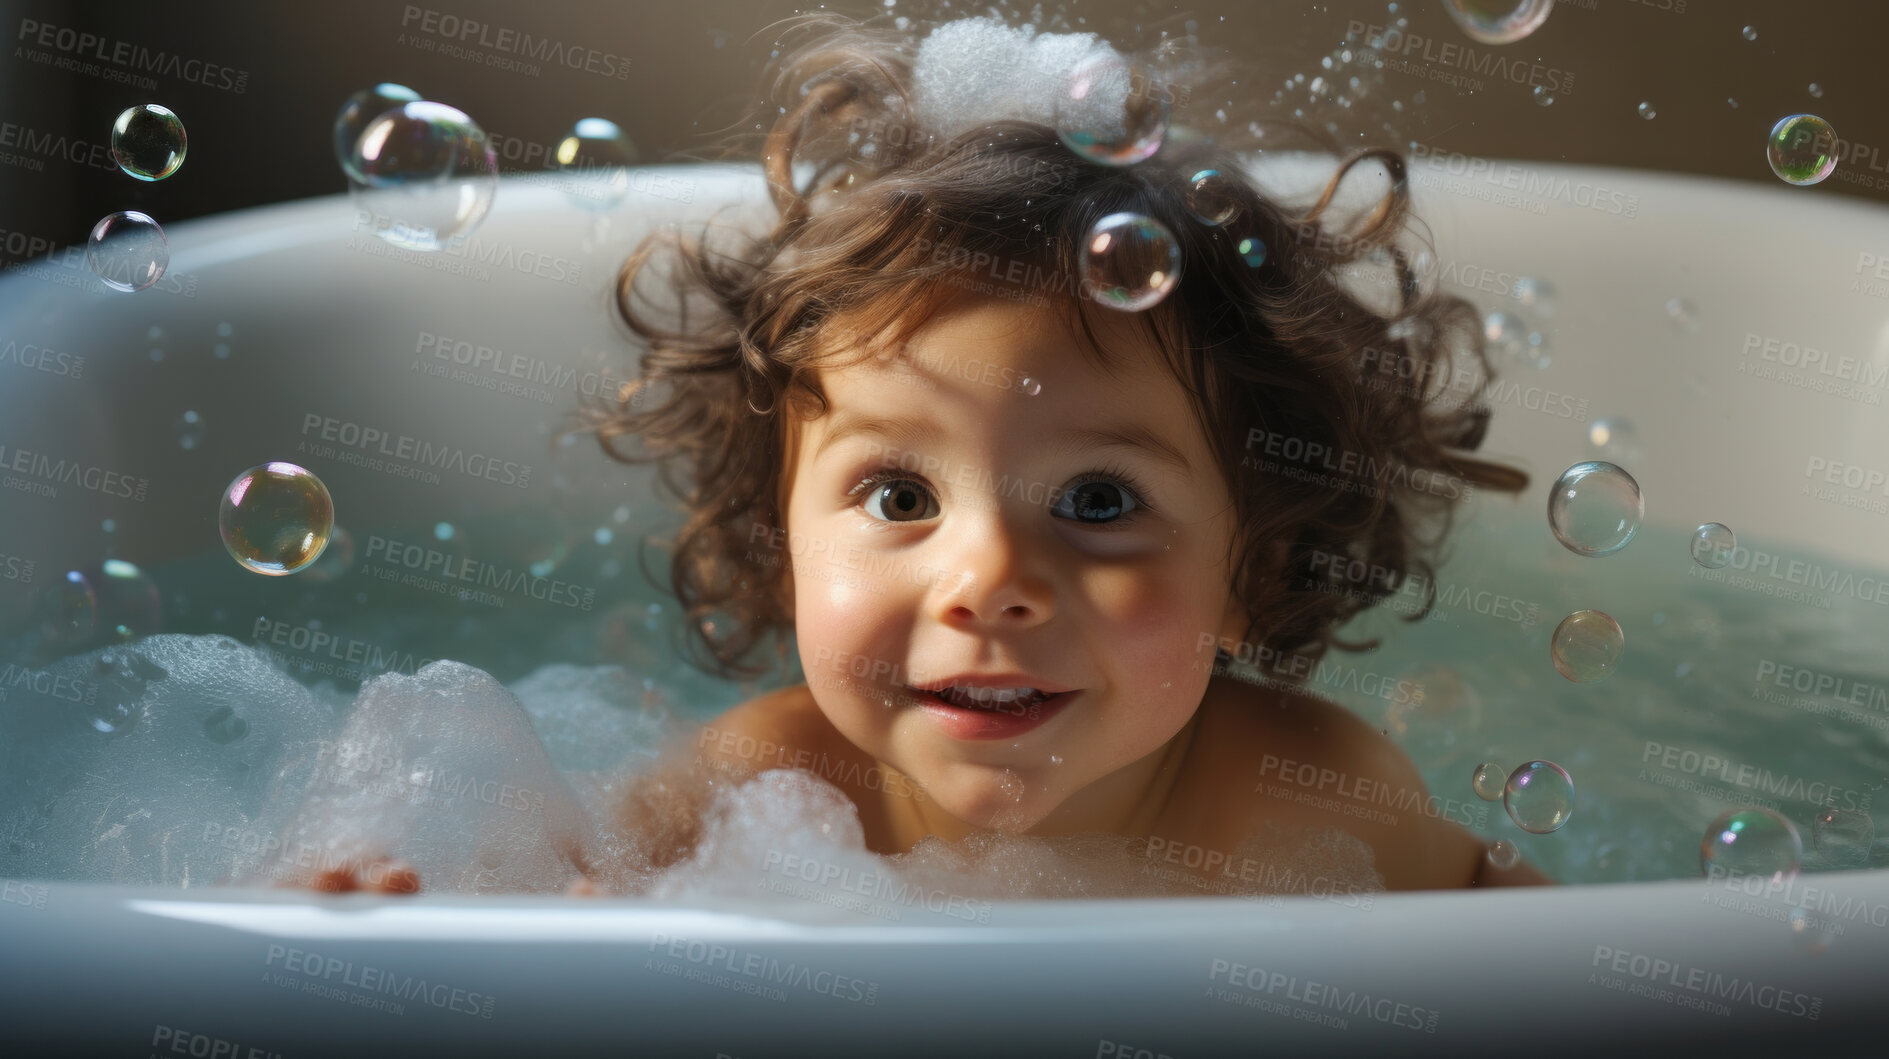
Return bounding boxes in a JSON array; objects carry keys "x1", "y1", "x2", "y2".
[{"x1": 904, "y1": 686, "x2": 1070, "y2": 715}]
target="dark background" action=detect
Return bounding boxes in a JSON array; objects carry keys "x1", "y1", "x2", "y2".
[{"x1": 0, "y1": 0, "x2": 1883, "y2": 260}]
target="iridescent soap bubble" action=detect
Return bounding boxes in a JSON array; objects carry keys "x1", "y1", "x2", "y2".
[
  {"x1": 1472, "y1": 762, "x2": 1506, "y2": 801},
  {"x1": 1504, "y1": 760, "x2": 1574, "y2": 834},
  {"x1": 1808, "y1": 83, "x2": 1823, "y2": 99},
  {"x1": 1741, "y1": 26, "x2": 1757, "y2": 42},
  {"x1": 91, "y1": 559, "x2": 162, "y2": 642},
  {"x1": 1184, "y1": 169, "x2": 1241, "y2": 225},
  {"x1": 110, "y1": 104, "x2": 187, "y2": 181},
  {"x1": 1531, "y1": 85, "x2": 1555, "y2": 107},
  {"x1": 86, "y1": 211, "x2": 168, "y2": 293},
  {"x1": 1550, "y1": 610, "x2": 1623, "y2": 683},
  {"x1": 1443, "y1": 0, "x2": 1554, "y2": 45},
  {"x1": 555, "y1": 117, "x2": 640, "y2": 209},
  {"x1": 1078, "y1": 213, "x2": 1181, "y2": 311},
  {"x1": 1701, "y1": 807, "x2": 1801, "y2": 887},
  {"x1": 36, "y1": 569, "x2": 99, "y2": 650},
  {"x1": 348, "y1": 101, "x2": 498, "y2": 251},
  {"x1": 1548, "y1": 461, "x2": 1642, "y2": 556},
  {"x1": 1767, "y1": 114, "x2": 1839, "y2": 186},
  {"x1": 1487, "y1": 840, "x2": 1522, "y2": 870},
  {"x1": 1637, "y1": 102, "x2": 1656, "y2": 120},
  {"x1": 333, "y1": 83, "x2": 424, "y2": 183},
  {"x1": 175, "y1": 410, "x2": 205, "y2": 451},
  {"x1": 1236, "y1": 237, "x2": 1267, "y2": 268},
  {"x1": 1812, "y1": 807, "x2": 1873, "y2": 868},
  {"x1": 1054, "y1": 55, "x2": 1168, "y2": 165},
  {"x1": 1689, "y1": 522, "x2": 1736, "y2": 569},
  {"x1": 219, "y1": 462, "x2": 334, "y2": 575}
]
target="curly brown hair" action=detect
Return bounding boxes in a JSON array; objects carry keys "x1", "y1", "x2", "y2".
[{"x1": 574, "y1": 12, "x2": 1527, "y2": 683}]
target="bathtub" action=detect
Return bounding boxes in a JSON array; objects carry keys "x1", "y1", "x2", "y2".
[{"x1": 4, "y1": 160, "x2": 1889, "y2": 1055}]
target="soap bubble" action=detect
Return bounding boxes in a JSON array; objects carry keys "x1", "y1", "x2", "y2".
[
  {"x1": 1511, "y1": 276, "x2": 1556, "y2": 316},
  {"x1": 1701, "y1": 807, "x2": 1801, "y2": 888},
  {"x1": 1471, "y1": 762, "x2": 1506, "y2": 801},
  {"x1": 1665, "y1": 297, "x2": 1702, "y2": 332},
  {"x1": 86, "y1": 211, "x2": 168, "y2": 293},
  {"x1": 1788, "y1": 907, "x2": 1835, "y2": 955},
  {"x1": 1550, "y1": 610, "x2": 1623, "y2": 683},
  {"x1": 1054, "y1": 55, "x2": 1168, "y2": 165},
  {"x1": 1808, "y1": 83, "x2": 1823, "y2": 99},
  {"x1": 110, "y1": 104, "x2": 187, "y2": 181},
  {"x1": 1487, "y1": 840, "x2": 1521, "y2": 870},
  {"x1": 1585, "y1": 418, "x2": 1640, "y2": 465},
  {"x1": 1504, "y1": 760, "x2": 1574, "y2": 834},
  {"x1": 333, "y1": 83, "x2": 424, "y2": 183},
  {"x1": 36, "y1": 569, "x2": 99, "y2": 650},
  {"x1": 174, "y1": 410, "x2": 205, "y2": 451},
  {"x1": 1078, "y1": 213, "x2": 1181, "y2": 311},
  {"x1": 1483, "y1": 311, "x2": 1527, "y2": 363},
  {"x1": 1531, "y1": 84, "x2": 1555, "y2": 107},
  {"x1": 554, "y1": 118, "x2": 640, "y2": 209},
  {"x1": 348, "y1": 101, "x2": 498, "y2": 251},
  {"x1": 1812, "y1": 808, "x2": 1873, "y2": 868},
  {"x1": 1741, "y1": 26, "x2": 1757, "y2": 41},
  {"x1": 92, "y1": 559, "x2": 162, "y2": 642},
  {"x1": 1637, "y1": 102, "x2": 1656, "y2": 120},
  {"x1": 218, "y1": 462, "x2": 334, "y2": 576},
  {"x1": 1548, "y1": 461, "x2": 1642, "y2": 556},
  {"x1": 1236, "y1": 236, "x2": 1267, "y2": 268},
  {"x1": 1689, "y1": 522, "x2": 1735, "y2": 569},
  {"x1": 1767, "y1": 114, "x2": 1839, "y2": 186},
  {"x1": 1443, "y1": 0, "x2": 1553, "y2": 45},
  {"x1": 1184, "y1": 169, "x2": 1241, "y2": 225}
]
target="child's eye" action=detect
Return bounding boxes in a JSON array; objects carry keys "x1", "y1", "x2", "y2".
[
  {"x1": 851, "y1": 473, "x2": 940, "y2": 522},
  {"x1": 1052, "y1": 472, "x2": 1145, "y2": 525}
]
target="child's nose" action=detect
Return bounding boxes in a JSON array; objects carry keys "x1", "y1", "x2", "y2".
[{"x1": 932, "y1": 509, "x2": 1057, "y2": 629}]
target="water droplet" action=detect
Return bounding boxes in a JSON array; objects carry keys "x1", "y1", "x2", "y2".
[
  {"x1": 1531, "y1": 84, "x2": 1554, "y2": 106},
  {"x1": 1701, "y1": 807, "x2": 1800, "y2": 887},
  {"x1": 1550, "y1": 610, "x2": 1624, "y2": 683},
  {"x1": 218, "y1": 462, "x2": 335, "y2": 575},
  {"x1": 1054, "y1": 55, "x2": 1168, "y2": 165},
  {"x1": 1548, "y1": 461, "x2": 1642, "y2": 556},
  {"x1": 1741, "y1": 25, "x2": 1757, "y2": 42},
  {"x1": 1637, "y1": 101, "x2": 1656, "y2": 120},
  {"x1": 1689, "y1": 523, "x2": 1735, "y2": 569},
  {"x1": 1808, "y1": 82, "x2": 1823, "y2": 99},
  {"x1": 1472, "y1": 762, "x2": 1506, "y2": 801},
  {"x1": 1049, "y1": 754, "x2": 1063, "y2": 765},
  {"x1": 1443, "y1": 0, "x2": 1553, "y2": 44},
  {"x1": 1079, "y1": 213, "x2": 1181, "y2": 311},
  {"x1": 1767, "y1": 113, "x2": 1839, "y2": 186},
  {"x1": 1789, "y1": 906, "x2": 1835, "y2": 955},
  {"x1": 111, "y1": 104, "x2": 187, "y2": 181},
  {"x1": 1504, "y1": 760, "x2": 1573, "y2": 834},
  {"x1": 87, "y1": 211, "x2": 168, "y2": 292},
  {"x1": 1020, "y1": 376, "x2": 1043, "y2": 396},
  {"x1": 1487, "y1": 840, "x2": 1521, "y2": 870}
]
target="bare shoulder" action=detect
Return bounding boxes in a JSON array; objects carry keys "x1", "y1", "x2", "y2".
[
  {"x1": 1182, "y1": 674, "x2": 1484, "y2": 891},
  {"x1": 688, "y1": 682, "x2": 834, "y2": 774}
]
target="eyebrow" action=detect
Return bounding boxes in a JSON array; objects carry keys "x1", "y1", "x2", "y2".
[{"x1": 811, "y1": 411, "x2": 1194, "y2": 479}]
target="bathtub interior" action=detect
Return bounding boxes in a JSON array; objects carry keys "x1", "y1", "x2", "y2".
[{"x1": 1, "y1": 129, "x2": 1887, "y2": 909}]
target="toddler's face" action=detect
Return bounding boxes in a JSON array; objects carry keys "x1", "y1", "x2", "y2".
[{"x1": 777, "y1": 293, "x2": 1248, "y2": 836}]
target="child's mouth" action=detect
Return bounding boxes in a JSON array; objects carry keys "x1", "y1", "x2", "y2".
[{"x1": 901, "y1": 686, "x2": 1078, "y2": 740}]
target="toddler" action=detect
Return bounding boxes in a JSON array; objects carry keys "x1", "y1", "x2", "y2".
[{"x1": 579, "y1": 13, "x2": 1552, "y2": 895}]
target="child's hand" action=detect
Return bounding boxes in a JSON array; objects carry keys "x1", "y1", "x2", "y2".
[{"x1": 277, "y1": 856, "x2": 423, "y2": 895}]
